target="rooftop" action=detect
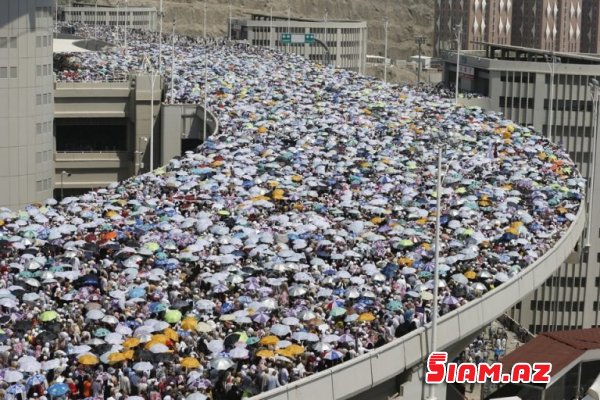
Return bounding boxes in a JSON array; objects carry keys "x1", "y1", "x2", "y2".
[
  {"x1": 501, "y1": 328, "x2": 600, "y2": 381},
  {"x1": 467, "y1": 42, "x2": 600, "y2": 65}
]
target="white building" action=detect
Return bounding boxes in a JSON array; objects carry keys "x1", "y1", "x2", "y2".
[
  {"x1": 62, "y1": 5, "x2": 157, "y2": 31},
  {"x1": 231, "y1": 14, "x2": 368, "y2": 74}
]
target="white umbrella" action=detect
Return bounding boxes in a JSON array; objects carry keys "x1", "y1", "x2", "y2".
[
  {"x1": 4, "y1": 369, "x2": 24, "y2": 383},
  {"x1": 18, "y1": 355, "x2": 41, "y2": 372},
  {"x1": 105, "y1": 332, "x2": 123, "y2": 345},
  {"x1": 41, "y1": 359, "x2": 61, "y2": 370},
  {"x1": 86, "y1": 309, "x2": 105, "y2": 320},
  {"x1": 207, "y1": 339, "x2": 224, "y2": 354},
  {"x1": 270, "y1": 324, "x2": 291, "y2": 337},
  {"x1": 229, "y1": 347, "x2": 249, "y2": 359},
  {"x1": 210, "y1": 357, "x2": 234, "y2": 370},
  {"x1": 71, "y1": 345, "x2": 92, "y2": 354},
  {"x1": 133, "y1": 362, "x2": 154, "y2": 372},
  {"x1": 281, "y1": 317, "x2": 300, "y2": 326},
  {"x1": 148, "y1": 343, "x2": 171, "y2": 353},
  {"x1": 187, "y1": 393, "x2": 207, "y2": 400}
]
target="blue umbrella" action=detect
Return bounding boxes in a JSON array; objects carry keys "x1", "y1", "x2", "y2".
[
  {"x1": 128, "y1": 287, "x2": 146, "y2": 298},
  {"x1": 26, "y1": 374, "x2": 47, "y2": 387},
  {"x1": 47, "y1": 382, "x2": 70, "y2": 397},
  {"x1": 149, "y1": 302, "x2": 168, "y2": 313},
  {"x1": 6, "y1": 384, "x2": 27, "y2": 396}
]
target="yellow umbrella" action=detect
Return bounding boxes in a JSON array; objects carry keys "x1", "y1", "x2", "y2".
[
  {"x1": 123, "y1": 337, "x2": 141, "y2": 348},
  {"x1": 267, "y1": 181, "x2": 279, "y2": 188},
  {"x1": 107, "y1": 352, "x2": 125, "y2": 363},
  {"x1": 181, "y1": 357, "x2": 201, "y2": 369},
  {"x1": 358, "y1": 312, "x2": 376, "y2": 322},
  {"x1": 370, "y1": 216, "x2": 384, "y2": 225},
  {"x1": 259, "y1": 335, "x2": 279, "y2": 346},
  {"x1": 256, "y1": 349, "x2": 275, "y2": 358},
  {"x1": 505, "y1": 227, "x2": 519, "y2": 235},
  {"x1": 150, "y1": 334, "x2": 170, "y2": 344},
  {"x1": 272, "y1": 189, "x2": 285, "y2": 200},
  {"x1": 163, "y1": 328, "x2": 179, "y2": 342},
  {"x1": 464, "y1": 271, "x2": 477, "y2": 280},
  {"x1": 286, "y1": 344, "x2": 305, "y2": 356},
  {"x1": 291, "y1": 175, "x2": 302, "y2": 182},
  {"x1": 257, "y1": 126, "x2": 267, "y2": 134},
  {"x1": 276, "y1": 349, "x2": 295, "y2": 358},
  {"x1": 181, "y1": 316, "x2": 198, "y2": 331},
  {"x1": 78, "y1": 354, "x2": 99, "y2": 365},
  {"x1": 196, "y1": 322, "x2": 214, "y2": 333},
  {"x1": 122, "y1": 350, "x2": 134, "y2": 360}
]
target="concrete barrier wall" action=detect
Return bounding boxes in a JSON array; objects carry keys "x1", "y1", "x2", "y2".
[{"x1": 251, "y1": 205, "x2": 586, "y2": 400}]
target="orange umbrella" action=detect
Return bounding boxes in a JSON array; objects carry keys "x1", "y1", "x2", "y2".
[
  {"x1": 181, "y1": 357, "x2": 201, "y2": 369},
  {"x1": 358, "y1": 312, "x2": 376, "y2": 322},
  {"x1": 108, "y1": 352, "x2": 127, "y2": 363},
  {"x1": 286, "y1": 344, "x2": 305, "y2": 356},
  {"x1": 123, "y1": 337, "x2": 141, "y2": 348},
  {"x1": 464, "y1": 271, "x2": 477, "y2": 280},
  {"x1": 256, "y1": 349, "x2": 275, "y2": 358},
  {"x1": 272, "y1": 188, "x2": 285, "y2": 200},
  {"x1": 259, "y1": 336, "x2": 279, "y2": 346},
  {"x1": 276, "y1": 349, "x2": 295, "y2": 358},
  {"x1": 78, "y1": 354, "x2": 99, "y2": 365},
  {"x1": 149, "y1": 334, "x2": 170, "y2": 344}
]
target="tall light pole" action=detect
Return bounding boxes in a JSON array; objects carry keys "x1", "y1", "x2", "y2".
[
  {"x1": 287, "y1": 6, "x2": 291, "y2": 53},
  {"x1": 585, "y1": 78, "x2": 600, "y2": 248},
  {"x1": 383, "y1": 18, "x2": 389, "y2": 84},
  {"x1": 171, "y1": 17, "x2": 176, "y2": 104},
  {"x1": 544, "y1": 52, "x2": 560, "y2": 141},
  {"x1": 94, "y1": 0, "x2": 98, "y2": 39},
  {"x1": 269, "y1": 6, "x2": 273, "y2": 49},
  {"x1": 228, "y1": 1, "x2": 232, "y2": 41},
  {"x1": 453, "y1": 24, "x2": 462, "y2": 105},
  {"x1": 415, "y1": 35, "x2": 426, "y2": 85},
  {"x1": 124, "y1": 0, "x2": 128, "y2": 49},
  {"x1": 203, "y1": 0, "x2": 208, "y2": 142},
  {"x1": 158, "y1": 0, "x2": 164, "y2": 74},
  {"x1": 427, "y1": 132, "x2": 457, "y2": 400},
  {"x1": 60, "y1": 171, "x2": 71, "y2": 199}
]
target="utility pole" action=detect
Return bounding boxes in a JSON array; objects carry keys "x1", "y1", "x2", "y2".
[
  {"x1": 384, "y1": 18, "x2": 388, "y2": 84},
  {"x1": 585, "y1": 78, "x2": 600, "y2": 248},
  {"x1": 171, "y1": 17, "x2": 176, "y2": 103},
  {"x1": 270, "y1": 6, "x2": 273, "y2": 49},
  {"x1": 94, "y1": 0, "x2": 98, "y2": 39},
  {"x1": 228, "y1": 1, "x2": 232, "y2": 41},
  {"x1": 203, "y1": 0, "x2": 208, "y2": 142},
  {"x1": 158, "y1": 0, "x2": 163, "y2": 73},
  {"x1": 415, "y1": 35, "x2": 426, "y2": 85},
  {"x1": 454, "y1": 24, "x2": 462, "y2": 105},
  {"x1": 124, "y1": 0, "x2": 128, "y2": 49}
]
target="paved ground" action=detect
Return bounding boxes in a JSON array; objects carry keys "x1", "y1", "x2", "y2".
[{"x1": 464, "y1": 320, "x2": 524, "y2": 400}]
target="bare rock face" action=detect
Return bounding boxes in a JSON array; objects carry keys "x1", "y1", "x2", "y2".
[{"x1": 90, "y1": 0, "x2": 434, "y2": 59}]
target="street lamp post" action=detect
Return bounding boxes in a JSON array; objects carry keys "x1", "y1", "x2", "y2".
[
  {"x1": 94, "y1": 0, "x2": 98, "y2": 39},
  {"x1": 544, "y1": 52, "x2": 561, "y2": 141},
  {"x1": 203, "y1": 0, "x2": 208, "y2": 142},
  {"x1": 585, "y1": 78, "x2": 600, "y2": 248},
  {"x1": 158, "y1": 0, "x2": 164, "y2": 74},
  {"x1": 427, "y1": 131, "x2": 458, "y2": 400},
  {"x1": 170, "y1": 17, "x2": 176, "y2": 103},
  {"x1": 415, "y1": 35, "x2": 426, "y2": 85},
  {"x1": 270, "y1": 6, "x2": 273, "y2": 49},
  {"x1": 228, "y1": 1, "x2": 232, "y2": 41},
  {"x1": 124, "y1": 0, "x2": 128, "y2": 49},
  {"x1": 383, "y1": 18, "x2": 389, "y2": 84},
  {"x1": 453, "y1": 24, "x2": 462, "y2": 105},
  {"x1": 60, "y1": 171, "x2": 71, "y2": 199}
]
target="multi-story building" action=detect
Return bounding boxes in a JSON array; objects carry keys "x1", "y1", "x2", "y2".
[
  {"x1": 231, "y1": 14, "x2": 368, "y2": 74},
  {"x1": 435, "y1": 0, "x2": 589, "y2": 56},
  {"x1": 0, "y1": 0, "x2": 55, "y2": 209},
  {"x1": 581, "y1": 0, "x2": 600, "y2": 53},
  {"x1": 440, "y1": 42, "x2": 600, "y2": 334},
  {"x1": 62, "y1": 5, "x2": 157, "y2": 31},
  {"x1": 434, "y1": 0, "x2": 513, "y2": 54}
]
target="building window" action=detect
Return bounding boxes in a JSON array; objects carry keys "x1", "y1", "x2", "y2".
[
  {"x1": 9, "y1": 37, "x2": 16, "y2": 48},
  {"x1": 0, "y1": 67, "x2": 7, "y2": 79},
  {"x1": 36, "y1": 123, "x2": 42, "y2": 134},
  {"x1": 36, "y1": 180, "x2": 43, "y2": 192},
  {"x1": 0, "y1": 38, "x2": 7, "y2": 48},
  {"x1": 36, "y1": 94, "x2": 42, "y2": 105},
  {"x1": 9, "y1": 67, "x2": 17, "y2": 78}
]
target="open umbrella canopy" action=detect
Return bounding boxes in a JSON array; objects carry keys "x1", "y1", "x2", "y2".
[
  {"x1": 164, "y1": 309, "x2": 182, "y2": 323},
  {"x1": 181, "y1": 357, "x2": 201, "y2": 369},
  {"x1": 78, "y1": 354, "x2": 99, "y2": 365},
  {"x1": 38, "y1": 310, "x2": 59, "y2": 322}
]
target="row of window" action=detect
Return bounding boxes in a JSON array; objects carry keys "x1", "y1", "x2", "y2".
[
  {"x1": 36, "y1": 64, "x2": 52, "y2": 77},
  {"x1": 529, "y1": 324, "x2": 583, "y2": 334},
  {"x1": 35, "y1": 178, "x2": 52, "y2": 192},
  {"x1": 36, "y1": 121, "x2": 52, "y2": 135},
  {"x1": 0, "y1": 67, "x2": 17, "y2": 79},
  {"x1": 0, "y1": 37, "x2": 18, "y2": 49},
  {"x1": 36, "y1": 35, "x2": 52, "y2": 48},
  {"x1": 35, "y1": 150, "x2": 52, "y2": 164},
  {"x1": 35, "y1": 6, "x2": 52, "y2": 18},
  {"x1": 499, "y1": 96, "x2": 535, "y2": 109},
  {"x1": 544, "y1": 276, "x2": 587, "y2": 287},
  {"x1": 530, "y1": 300, "x2": 585, "y2": 312},
  {"x1": 543, "y1": 99, "x2": 594, "y2": 112},
  {"x1": 500, "y1": 72, "x2": 536, "y2": 83},
  {"x1": 36, "y1": 92, "x2": 52, "y2": 106}
]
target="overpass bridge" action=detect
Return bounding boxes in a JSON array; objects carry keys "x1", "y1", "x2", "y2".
[{"x1": 251, "y1": 206, "x2": 586, "y2": 400}]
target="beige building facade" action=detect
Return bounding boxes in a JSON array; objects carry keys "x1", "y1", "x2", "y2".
[{"x1": 0, "y1": 0, "x2": 55, "y2": 210}]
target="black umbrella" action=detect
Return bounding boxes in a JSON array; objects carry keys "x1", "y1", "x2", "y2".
[
  {"x1": 42, "y1": 321, "x2": 62, "y2": 333},
  {"x1": 74, "y1": 274, "x2": 100, "y2": 289},
  {"x1": 36, "y1": 331, "x2": 58, "y2": 343},
  {"x1": 13, "y1": 320, "x2": 33, "y2": 332},
  {"x1": 224, "y1": 333, "x2": 243, "y2": 349},
  {"x1": 0, "y1": 315, "x2": 11, "y2": 325}
]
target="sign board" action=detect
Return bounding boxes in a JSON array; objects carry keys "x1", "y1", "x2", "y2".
[
  {"x1": 280, "y1": 33, "x2": 315, "y2": 44},
  {"x1": 459, "y1": 65, "x2": 475, "y2": 79}
]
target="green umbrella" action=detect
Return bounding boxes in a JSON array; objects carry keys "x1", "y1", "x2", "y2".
[
  {"x1": 145, "y1": 242, "x2": 160, "y2": 252},
  {"x1": 164, "y1": 309, "x2": 182, "y2": 324},
  {"x1": 246, "y1": 336, "x2": 260, "y2": 345},
  {"x1": 39, "y1": 310, "x2": 59, "y2": 322},
  {"x1": 330, "y1": 307, "x2": 347, "y2": 317},
  {"x1": 397, "y1": 239, "x2": 413, "y2": 248},
  {"x1": 386, "y1": 300, "x2": 403, "y2": 311},
  {"x1": 94, "y1": 328, "x2": 111, "y2": 337}
]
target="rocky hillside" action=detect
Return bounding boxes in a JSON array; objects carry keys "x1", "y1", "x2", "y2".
[{"x1": 87, "y1": 0, "x2": 434, "y2": 60}]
